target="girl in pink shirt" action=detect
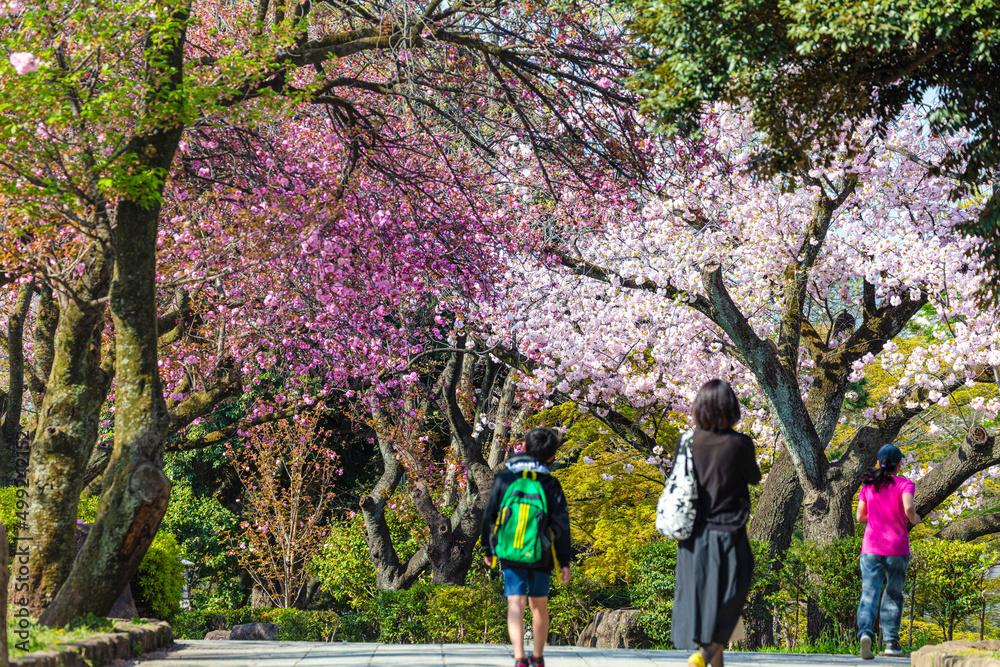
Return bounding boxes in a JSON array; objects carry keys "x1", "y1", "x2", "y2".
[{"x1": 855, "y1": 444, "x2": 921, "y2": 660}]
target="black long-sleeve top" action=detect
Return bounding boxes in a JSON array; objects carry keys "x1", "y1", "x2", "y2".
[{"x1": 676, "y1": 428, "x2": 762, "y2": 531}]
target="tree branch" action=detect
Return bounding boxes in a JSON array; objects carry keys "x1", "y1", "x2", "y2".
[
  {"x1": 914, "y1": 426, "x2": 999, "y2": 519},
  {"x1": 937, "y1": 511, "x2": 1000, "y2": 542}
]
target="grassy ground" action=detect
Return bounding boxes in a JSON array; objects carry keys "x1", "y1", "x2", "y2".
[{"x1": 6, "y1": 611, "x2": 116, "y2": 658}]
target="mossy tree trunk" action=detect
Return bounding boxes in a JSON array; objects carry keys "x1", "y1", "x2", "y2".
[
  {"x1": 21, "y1": 0, "x2": 184, "y2": 626},
  {"x1": 24, "y1": 246, "x2": 113, "y2": 615}
]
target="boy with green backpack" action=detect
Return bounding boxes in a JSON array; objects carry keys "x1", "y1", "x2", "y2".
[{"x1": 482, "y1": 427, "x2": 572, "y2": 667}]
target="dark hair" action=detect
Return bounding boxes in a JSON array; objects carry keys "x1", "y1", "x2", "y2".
[
  {"x1": 863, "y1": 444, "x2": 904, "y2": 491},
  {"x1": 863, "y1": 467, "x2": 896, "y2": 491},
  {"x1": 692, "y1": 379, "x2": 741, "y2": 432},
  {"x1": 524, "y1": 427, "x2": 560, "y2": 461}
]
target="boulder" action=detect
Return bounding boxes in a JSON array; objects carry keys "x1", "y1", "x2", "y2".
[
  {"x1": 576, "y1": 609, "x2": 651, "y2": 649},
  {"x1": 230, "y1": 622, "x2": 280, "y2": 641},
  {"x1": 204, "y1": 630, "x2": 232, "y2": 640},
  {"x1": 912, "y1": 640, "x2": 1000, "y2": 667}
]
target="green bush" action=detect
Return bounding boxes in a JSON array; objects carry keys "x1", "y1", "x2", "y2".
[
  {"x1": 630, "y1": 539, "x2": 677, "y2": 646},
  {"x1": 160, "y1": 484, "x2": 242, "y2": 608},
  {"x1": 793, "y1": 536, "x2": 863, "y2": 641},
  {"x1": 365, "y1": 584, "x2": 435, "y2": 643},
  {"x1": 171, "y1": 607, "x2": 340, "y2": 641},
  {"x1": 135, "y1": 532, "x2": 185, "y2": 621},
  {"x1": 912, "y1": 539, "x2": 1000, "y2": 641},
  {"x1": 312, "y1": 512, "x2": 425, "y2": 608},
  {"x1": 426, "y1": 584, "x2": 506, "y2": 643}
]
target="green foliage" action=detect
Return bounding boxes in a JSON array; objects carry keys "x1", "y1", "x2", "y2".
[
  {"x1": 135, "y1": 532, "x2": 185, "y2": 621},
  {"x1": 548, "y1": 573, "x2": 628, "y2": 645},
  {"x1": 538, "y1": 402, "x2": 678, "y2": 583},
  {"x1": 628, "y1": 0, "x2": 1000, "y2": 183},
  {"x1": 912, "y1": 539, "x2": 1000, "y2": 641},
  {"x1": 160, "y1": 484, "x2": 242, "y2": 608},
  {"x1": 312, "y1": 508, "x2": 426, "y2": 607},
  {"x1": 793, "y1": 537, "x2": 863, "y2": 640},
  {"x1": 627, "y1": 0, "x2": 1000, "y2": 293},
  {"x1": 359, "y1": 584, "x2": 435, "y2": 643},
  {"x1": 425, "y1": 579, "x2": 507, "y2": 644},
  {"x1": 629, "y1": 539, "x2": 677, "y2": 646},
  {"x1": 171, "y1": 607, "x2": 340, "y2": 641}
]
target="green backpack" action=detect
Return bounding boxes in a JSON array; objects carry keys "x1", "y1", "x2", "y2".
[{"x1": 494, "y1": 470, "x2": 551, "y2": 564}]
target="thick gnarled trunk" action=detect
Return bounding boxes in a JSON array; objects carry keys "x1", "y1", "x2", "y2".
[
  {"x1": 24, "y1": 279, "x2": 110, "y2": 615},
  {"x1": 39, "y1": 145, "x2": 182, "y2": 627}
]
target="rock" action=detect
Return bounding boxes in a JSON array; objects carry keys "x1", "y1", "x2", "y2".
[
  {"x1": 204, "y1": 630, "x2": 232, "y2": 640},
  {"x1": 912, "y1": 640, "x2": 1000, "y2": 667},
  {"x1": 230, "y1": 622, "x2": 280, "y2": 641},
  {"x1": 576, "y1": 609, "x2": 651, "y2": 649}
]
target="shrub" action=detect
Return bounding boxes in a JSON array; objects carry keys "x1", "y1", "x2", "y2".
[
  {"x1": 364, "y1": 584, "x2": 434, "y2": 643},
  {"x1": 629, "y1": 539, "x2": 678, "y2": 646},
  {"x1": 134, "y1": 532, "x2": 185, "y2": 621},
  {"x1": 548, "y1": 573, "x2": 627, "y2": 645},
  {"x1": 426, "y1": 584, "x2": 506, "y2": 643},
  {"x1": 171, "y1": 607, "x2": 340, "y2": 641},
  {"x1": 912, "y1": 539, "x2": 1000, "y2": 641},
  {"x1": 793, "y1": 536, "x2": 863, "y2": 641},
  {"x1": 312, "y1": 508, "x2": 426, "y2": 608},
  {"x1": 160, "y1": 484, "x2": 242, "y2": 608}
]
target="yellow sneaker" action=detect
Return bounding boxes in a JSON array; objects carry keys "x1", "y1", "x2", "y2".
[{"x1": 688, "y1": 653, "x2": 707, "y2": 667}]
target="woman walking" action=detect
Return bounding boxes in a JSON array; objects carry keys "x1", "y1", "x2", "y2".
[
  {"x1": 672, "y1": 379, "x2": 762, "y2": 667},
  {"x1": 856, "y1": 443, "x2": 920, "y2": 660}
]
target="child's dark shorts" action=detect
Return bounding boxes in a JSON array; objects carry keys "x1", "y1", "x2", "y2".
[{"x1": 502, "y1": 567, "x2": 550, "y2": 598}]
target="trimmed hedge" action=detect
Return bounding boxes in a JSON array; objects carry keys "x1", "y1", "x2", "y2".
[{"x1": 171, "y1": 607, "x2": 340, "y2": 641}]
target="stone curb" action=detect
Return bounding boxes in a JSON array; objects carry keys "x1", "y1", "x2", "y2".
[
  {"x1": 10, "y1": 619, "x2": 173, "y2": 667},
  {"x1": 911, "y1": 639, "x2": 1000, "y2": 667}
]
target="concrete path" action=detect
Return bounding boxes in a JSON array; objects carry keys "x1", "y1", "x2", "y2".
[{"x1": 129, "y1": 640, "x2": 913, "y2": 666}]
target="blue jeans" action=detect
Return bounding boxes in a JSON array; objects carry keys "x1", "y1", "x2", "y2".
[{"x1": 857, "y1": 553, "x2": 910, "y2": 643}]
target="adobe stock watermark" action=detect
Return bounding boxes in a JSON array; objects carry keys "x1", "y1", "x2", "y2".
[{"x1": 11, "y1": 434, "x2": 32, "y2": 652}]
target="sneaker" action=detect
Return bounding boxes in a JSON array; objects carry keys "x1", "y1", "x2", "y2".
[
  {"x1": 530, "y1": 656, "x2": 544, "y2": 667},
  {"x1": 515, "y1": 659, "x2": 529, "y2": 667},
  {"x1": 860, "y1": 634, "x2": 874, "y2": 660},
  {"x1": 884, "y1": 641, "x2": 904, "y2": 656}
]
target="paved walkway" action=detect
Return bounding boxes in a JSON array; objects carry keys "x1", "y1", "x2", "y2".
[{"x1": 129, "y1": 641, "x2": 913, "y2": 666}]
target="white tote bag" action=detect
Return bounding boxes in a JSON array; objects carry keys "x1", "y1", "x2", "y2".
[{"x1": 655, "y1": 430, "x2": 698, "y2": 540}]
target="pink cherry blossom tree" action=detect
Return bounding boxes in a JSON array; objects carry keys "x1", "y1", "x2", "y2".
[{"x1": 0, "y1": 0, "x2": 646, "y2": 625}]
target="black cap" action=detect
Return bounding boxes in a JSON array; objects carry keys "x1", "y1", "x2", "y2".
[{"x1": 877, "y1": 444, "x2": 904, "y2": 468}]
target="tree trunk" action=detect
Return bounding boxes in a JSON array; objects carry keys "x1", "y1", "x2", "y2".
[
  {"x1": 0, "y1": 284, "x2": 34, "y2": 487},
  {"x1": 36, "y1": 8, "x2": 188, "y2": 621},
  {"x1": 39, "y1": 193, "x2": 177, "y2": 626},
  {"x1": 744, "y1": 452, "x2": 803, "y2": 648},
  {"x1": 24, "y1": 294, "x2": 110, "y2": 615}
]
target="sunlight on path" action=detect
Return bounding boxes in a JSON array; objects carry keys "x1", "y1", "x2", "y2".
[{"x1": 128, "y1": 640, "x2": 913, "y2": 666}]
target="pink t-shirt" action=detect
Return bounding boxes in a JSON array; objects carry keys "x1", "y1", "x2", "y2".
[{"x1": 859, "y1": 476, "x2": 915, "y2": 557}]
